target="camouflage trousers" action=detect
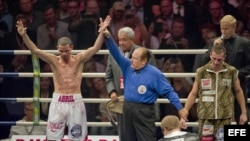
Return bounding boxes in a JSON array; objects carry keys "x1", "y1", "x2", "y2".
[{"x1": 199, "y1": 118, "x2": 231, "y2": 141}]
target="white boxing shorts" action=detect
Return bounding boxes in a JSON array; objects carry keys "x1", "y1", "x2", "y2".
[{"x1": 46, "y1": 93, "x2": 87, "y2": 140}]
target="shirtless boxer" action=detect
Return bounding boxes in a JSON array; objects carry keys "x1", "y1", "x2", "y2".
[{"x1": 16, "y1": 15, "x2": 111, "y2": 141}]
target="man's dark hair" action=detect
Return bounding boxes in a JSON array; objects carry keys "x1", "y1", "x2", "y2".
[{"x1": 140, "y1": 47, "x2": 151, "y2": 63}]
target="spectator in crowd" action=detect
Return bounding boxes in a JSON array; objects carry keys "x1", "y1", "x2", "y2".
[
  {"x1": 59, "y1": 0, "x2": 79, "y2": 47},
  {"x1": 80, "y1": 57, "x2": 106, "y2": 99},
  {"x1": 147, "y1": 19, "x2": 170, "y2": 69},
  {"x1": 41, "y1": 62, "x2": 52, "y2": 72},
  {"x1": 78, "y1": 0, "x2": 85, "y2": 12},
  {"x1": 68, "y1": 0, "x2": 106, "y2": 67},
  {"x1": 0, "y1": 54, "x2": 33, "y2": 139},
  {"x1": 157, "y1": 17, "x2": 196, "y2": 72},
  {"x1": 235, "y1": 19, "x2": 246, "y2": 35},
  {"x1": 37, "y1": 4, "x2": 72, "y2": 50},
  {"x1": 200, "y1": 0, "x2": 225, "y2": 34},
  {"x1": 81, "y1": 57, "x2": 106, "y2": 98},
  {"x1": 103, "y1": 28, "x2": 188, "y2": 141},
  {"x1": 238, "y1": 0, "x2": 250, "y2": 13},
  {"x1": 161, "y1": 57, "x2": 195, "y2": 121},
  {"x1": 108, "y1": 1, "x2": 125, "y2": 44},
  {"x1": 240, "y1": 1, "x2": 250, "y2": 32},
  {"x1": 182, "y1": 44, "x2": 248, "y2": 140},
  {"x1": 86, "y1": 77, "x2": 104, "y2": 135},
  {"x1": 9, "y1": 102, "x2": 47, "y2": 137},
  {"x1": 2, "y1": 14, "x2": 37, "y2": 69},
  {"x1": 18, "y1": 0, "x2": 44, "y2": 33},
  {"x1": 68, "y1": 0, "x2": 100, "y2": 49},
  {"x1": 6, "y1": 14, "x2": 37, "y2": 50},
  {"x1": 0, "y1": 0, "x2": 13, "y2": 33},
  {"x1": 83, "y1": 0, "x2": 100, "y2": 15},
  {"x1": 193, "y1": 23, "x2": 218, "y2": 71},
  {"x1": 146, "y1": 1, "x2": 170, "y2": 50},
  {"x1": 172, "y1": 0, "x2": 200, "y2": 45},
  {"x1": 40, "y1": 76, "x2": 53, "y2": 121},
  {"x1": 158, "y1": 115, "x2": 199, "y2": 141},
  {"x1": 200, "y1": 0, "x2": 243, "y2": 35},
  {"x1": 215, "y1": 0, "x2": 242, "y2": 20},
  {"x1": 197, "y1": 22, "x2": 217, "y2": 50},
  {"x1": 0, "y1": 18, "x2": 8, "y2": 51},
  {"x1": 241, "y1": 30, "x2": 250, "y2": 39},
  {"x1": 150, "y1": 3, "x2": 162, "y2": 22},
  {"x1": 2, "y1": 55, "x2": 33, "y2": 98},
  {"x1": 160, "y1": 0, "x2": 174, "y2": 30},
  {"x1": 146, "y1": 19, "x2": 170, "y2": 50},
  {"x1": 105, "y1": 26, "x2": 157, "y2": 140},
  {"x1": 201, "y1": 14, "x2": 250, "y2": 125},
  {"x1": 160, "y1": 57, "x2": 197, "y2": 135},
  {"x1": 61, "y1": 0, "x2": 80, "y2": 24},
  {"x1": 81, "y1": 59, "x2": 97, "y2": 98},
  {"x1": 146, "y1": 21, "x2": 161, "y2": 50},
  {"x1": 39, "y1": 63, "x2": 53, "y2": 121},
  {"x1": 128, "y1": 0, "x2": 152, "y2": 28},
  {"x1": 97, "y1": 0, "x2": 110, "y2": 20},
  {"x1": 88, "y1": 77, "x2": 116, "y2": 135},
  {"x1": 55, "y1": 0, "x2": 69, "y2": 21},
  {"x1": 32, "y1": 0, "x2": 54, "y2": 12},
  {"x1": 123, "y1": 8, "x2": 150, "y2": 47},
  {"x1": 82, "y1": 59, "x2": 108, "y2": 135}
]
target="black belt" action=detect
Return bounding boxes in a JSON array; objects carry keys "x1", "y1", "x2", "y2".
[{"x1": 125, "y1": 100, "x2": 154, "y2": 106}]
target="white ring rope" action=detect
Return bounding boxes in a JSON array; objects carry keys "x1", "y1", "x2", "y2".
[
  {"x1": 7, "y1": 121, "x2": 246, "y2": 127},
  {"x1": 2, "y1": 72, "x2": 249, "y2": 78},
  {"x1": 14, "y1": 72, "x2": 195, "y2": 78},
  {"x1": 13, "y1": 121, "x2": 198, "y2": 127},
  {"x1": 14, "y1": 98, "x2": 191, "y2": 103},
  {"x1": 9, "y1": 49, "x2": 208, "y2": 55},
  {"x1": 12, "y1": 98, "x2": 250, "y2": 103}
]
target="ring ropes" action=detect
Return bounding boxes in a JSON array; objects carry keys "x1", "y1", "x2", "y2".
[{"x1": 0, "y1": 49, "x2": 249, "y2": 126}]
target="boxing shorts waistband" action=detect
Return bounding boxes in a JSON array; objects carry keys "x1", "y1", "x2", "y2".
[{"x1": 52, "y1": 93, "x2": 82, "y2": 102}]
